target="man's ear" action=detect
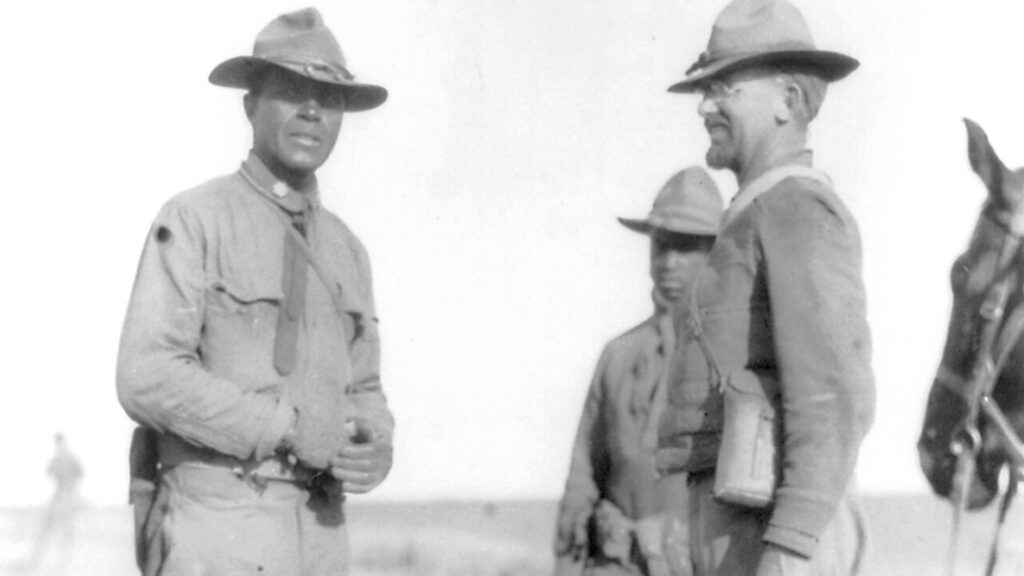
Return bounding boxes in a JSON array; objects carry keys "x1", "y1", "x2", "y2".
[
  {"x1": 243, "y1": 92, "x2": 257, "y2": 121},
  {"x1": 774, "y1": 81, "x2": 801, "y2": 124}
]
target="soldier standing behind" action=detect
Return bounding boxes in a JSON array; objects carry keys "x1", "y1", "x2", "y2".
[{"x1": 555, "y1": 168, "x2": 723, "y2": 576}]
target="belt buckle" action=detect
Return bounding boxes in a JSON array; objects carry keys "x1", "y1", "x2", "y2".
[{"x1": 231, "y1": 465, "x2": 270, "y2": 494}]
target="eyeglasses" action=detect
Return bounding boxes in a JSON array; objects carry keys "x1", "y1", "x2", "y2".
[{"x1": 696, "y1": 80, "x2": 740, "y2": 103}]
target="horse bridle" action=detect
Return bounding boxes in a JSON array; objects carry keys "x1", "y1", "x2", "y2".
[{"x1": 937, "y1": 205, "x2": 1024, "y2": 576}]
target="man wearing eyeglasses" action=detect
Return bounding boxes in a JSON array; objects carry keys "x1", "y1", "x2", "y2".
[
  {"x1": 116, "y1": 8, "x2": 393, "y2": 576},
  {"x1": 655, "y1": 1, "x2": 874, "y2": 575}
]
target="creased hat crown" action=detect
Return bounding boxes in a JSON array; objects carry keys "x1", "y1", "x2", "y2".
[
  {"x1": 209, "y1": 7, "x2": 387, "y2": 112},
  {"x1": 619, "y1": 167, "x2": 723, "y2": 236},
  {"x1": 668, "y1": 0, "x2": 858, "y2": 93}
]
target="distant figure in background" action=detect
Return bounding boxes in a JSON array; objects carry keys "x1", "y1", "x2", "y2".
[
  {"x1": 21, "y1": 433, "x2": 83, "y2": 574},
  {"x1": 555, "y1": 167, "x2": 722, "y2": 576}
]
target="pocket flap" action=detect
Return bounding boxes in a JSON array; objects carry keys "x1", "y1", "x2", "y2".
[{"x1": 209, "y1": 277, "x2": 283, "y2": 304}]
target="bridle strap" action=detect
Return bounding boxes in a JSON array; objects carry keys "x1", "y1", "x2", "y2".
[
  {"x1": 983, "y1": 200, "x2": 1024, "y2": 239},
  {"x1": 993, "y1": 297, "x2": 1024, "y2": 382},
  {"x1": 985, "y1": 475, "x2": 1019, "y2": 576},
  {"x1": 947, "y1": 435, "x2": 979, "y2": 576},
  {"x1": 943, "y1": 219, "x2": 1024, "y2": 576},
  {"x1": 959, "y1": 236, "x2": 1021, "y2": 417}
]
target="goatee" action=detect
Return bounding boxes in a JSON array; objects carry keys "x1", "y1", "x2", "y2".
[{"x1": 706, "y1": 145, "x2": 730, "y2": 169}]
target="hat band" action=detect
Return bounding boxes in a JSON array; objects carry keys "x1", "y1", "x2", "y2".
[
  {"x1": 265, "y1": 56, "x2": 355, "y2": 83},
  {"x1": 686, "y1": 41, "x2": 818, "y2": 75},
  {"x1": 647, "y1": 212, "x2": 717, "y2": 235}
]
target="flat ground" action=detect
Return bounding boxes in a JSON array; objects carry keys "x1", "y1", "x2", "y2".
[{"x1": 0, "y1": 495, "x2": 1016, "y2": 575}]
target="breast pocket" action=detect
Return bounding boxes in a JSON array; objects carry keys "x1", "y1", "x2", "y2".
[{"x1": 202, "y1": 277, "x2": 284, "y2": 384}]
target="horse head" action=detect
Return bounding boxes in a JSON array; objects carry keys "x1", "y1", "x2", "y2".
[{"x1": 918, "y1": 118, "x2": 1024, "y2": 509}]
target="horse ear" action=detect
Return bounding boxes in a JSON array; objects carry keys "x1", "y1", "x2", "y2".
[{"x1": 965, "y1": 118, "x2": 1011, "y2": 201}]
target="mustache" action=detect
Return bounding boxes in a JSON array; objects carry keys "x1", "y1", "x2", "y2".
[
  {"x1": 655, "y1": 273, "x2": 691, "y2": 284},
  {"x1": 704, "y1": 115, "x2": 728, "y2": 130}
]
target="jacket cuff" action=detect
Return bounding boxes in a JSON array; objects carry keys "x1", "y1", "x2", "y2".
[
  {"x1": 763, "y1": 523, "x2": 817, "y2": 558},
  {"x1": 765, "y1": 490, "x2": 835, "y2": 558},
  {"x1": 253, "y1": 400, "x2": 296, "y2": 461},
  {"x1": 351, "y1": 396, "x2": 395, "y2": 437}
]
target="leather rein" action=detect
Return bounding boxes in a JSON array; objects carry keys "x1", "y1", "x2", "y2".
[{"x1": 937, "y1": 206, "x2": 1024, "y2": 576}]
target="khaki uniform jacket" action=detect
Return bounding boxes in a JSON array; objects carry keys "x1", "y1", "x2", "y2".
[
  {"x1": 557, "y1": 301, "x2": 682, "y2": 568},
  {"x1": 117, "y1": 153, "x2": 392, "y2": 470},
  {"x1": 657, "y1": 158, "x2": 875, "y2": 558}
]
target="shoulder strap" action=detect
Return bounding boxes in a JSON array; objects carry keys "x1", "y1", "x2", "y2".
[
  {"x1": 683, "y1": 164, "x2": 830, "y2": 389},
  {"x1": 246, "y1": 187, "x2": 359, "y2": 322},
  {"x1": 684, "y1": 267, "x2": 725, "y2": 393},
  {"x1": 721, "y1": 165, "x2": 832, "y2": 228}
]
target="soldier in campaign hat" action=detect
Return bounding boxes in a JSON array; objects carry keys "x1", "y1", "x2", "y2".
[
  {"x1": 117, "y1": 8, "x2": 393, "y2": 575},
  {"x1": 655, "y1": 1, "x2": 872, "y2": 575},
  {"x1": 555, "y1": 167, "x2": 722, "y2": 576}
]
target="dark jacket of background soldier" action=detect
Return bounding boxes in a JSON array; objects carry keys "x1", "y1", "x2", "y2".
[{"x1": 658, "y1": 169, "x2": 875, "y2": 559}]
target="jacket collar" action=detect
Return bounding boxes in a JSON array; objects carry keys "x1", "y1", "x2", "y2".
[
  {"x1": 239, "y1": 151, "x2": 321, "y2": 214},
  {"x1": 652, "y1": 288, "x2": 676, "y2": 317}
]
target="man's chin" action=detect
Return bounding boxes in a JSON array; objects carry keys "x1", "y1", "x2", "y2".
[
  {"x1": 705, "y1": 147, "x2": 731, "y2": 170},
  {"x1": 656, "y1": 286, "x2": 686, "y2": 304}
]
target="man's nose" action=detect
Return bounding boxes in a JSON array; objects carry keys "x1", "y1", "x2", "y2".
[
  {"x1": 663, "y1": 251, "x2": 695, "y2": 269},
  {"x1": 697, "y1": 95, "x2": 718, "y2": 117},
  {"x1": 665, "y1": 251, "x2": 686, "y2": 267},
  {"x1": 299, "y1": 100, "x2": 323, "y2": 122}
]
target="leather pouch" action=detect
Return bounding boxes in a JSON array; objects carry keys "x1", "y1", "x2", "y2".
[{"x1": 713, "y1": 369, "x2": 781, "y2": 508}]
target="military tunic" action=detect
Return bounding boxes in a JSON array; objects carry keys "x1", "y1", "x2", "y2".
[
  {"x1": 117, "y1": 153, "x2": 392, "y2": 575},
  {"x1": 557, "y1": 300, "x2": 689, "y2": 575},
  {"x1": 657, "y1": 157, "x2": 874, "y2": 572}
]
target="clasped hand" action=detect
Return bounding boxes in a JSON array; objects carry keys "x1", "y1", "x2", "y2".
[
  {"x1": 288, "y1": 408, "x2": 393, "y2": 494},
  {"x1": 328, "y1": 419, "x2": 393, "y2": 494},
  {"x1": 756, "y1": 544, "x2": 805, "y2": 576}
]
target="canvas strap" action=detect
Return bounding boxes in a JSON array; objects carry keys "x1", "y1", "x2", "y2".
[
  {"x1": 243, "y1": 184, "x2": 362, "y2": 342},
  {"x1": 695, "y1": 164, "x2": 834, "y2": 382},
  {"x1": 683, "y1": 264, "x2": 723, "y2": 393},
  {"x1": 720, "y1": 164, "x2": 832, "y2": 229}
]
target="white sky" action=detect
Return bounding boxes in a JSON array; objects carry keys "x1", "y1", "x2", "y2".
[{"x1": 2, "y1": 0, "x2": 1024, "y2": 507}]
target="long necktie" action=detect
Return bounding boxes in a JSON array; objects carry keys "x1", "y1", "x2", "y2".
[{"x1": 273, "y1": 208, "x2": 309, "y2": 376}]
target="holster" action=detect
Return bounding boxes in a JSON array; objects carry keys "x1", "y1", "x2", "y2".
[
  {"x1": 128, "y1": 427, "x2": 165, "y2": 576},
  {"x1": 594, "y1": 500, "x2": 634, "y2": 563}
]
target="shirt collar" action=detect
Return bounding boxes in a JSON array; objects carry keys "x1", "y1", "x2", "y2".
[
  {"x1": 239, "y1": 151, "x2": 320, "y2": 214},
  {"x1": 652, "y1": 288, "x2": 675, "y2": 317}
]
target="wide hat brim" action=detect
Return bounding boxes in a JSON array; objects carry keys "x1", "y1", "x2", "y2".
[
  {"x1": 209, "y1": 56, "x2": 388, "y2": 112},
  {"x1": 617, "y1": 217, "x2": 717, "y2": 237},
  {"x1": 668, "y1": 49, "x2": 859, "y2": 93}
]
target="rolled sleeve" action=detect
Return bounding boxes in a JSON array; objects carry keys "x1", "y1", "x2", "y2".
[
  {"x1": 116, "y1": 201, "x2": 292, "y2": 460},
  {"x1": 756, "y1": 184, "x2": 876, "y2": 556}
]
